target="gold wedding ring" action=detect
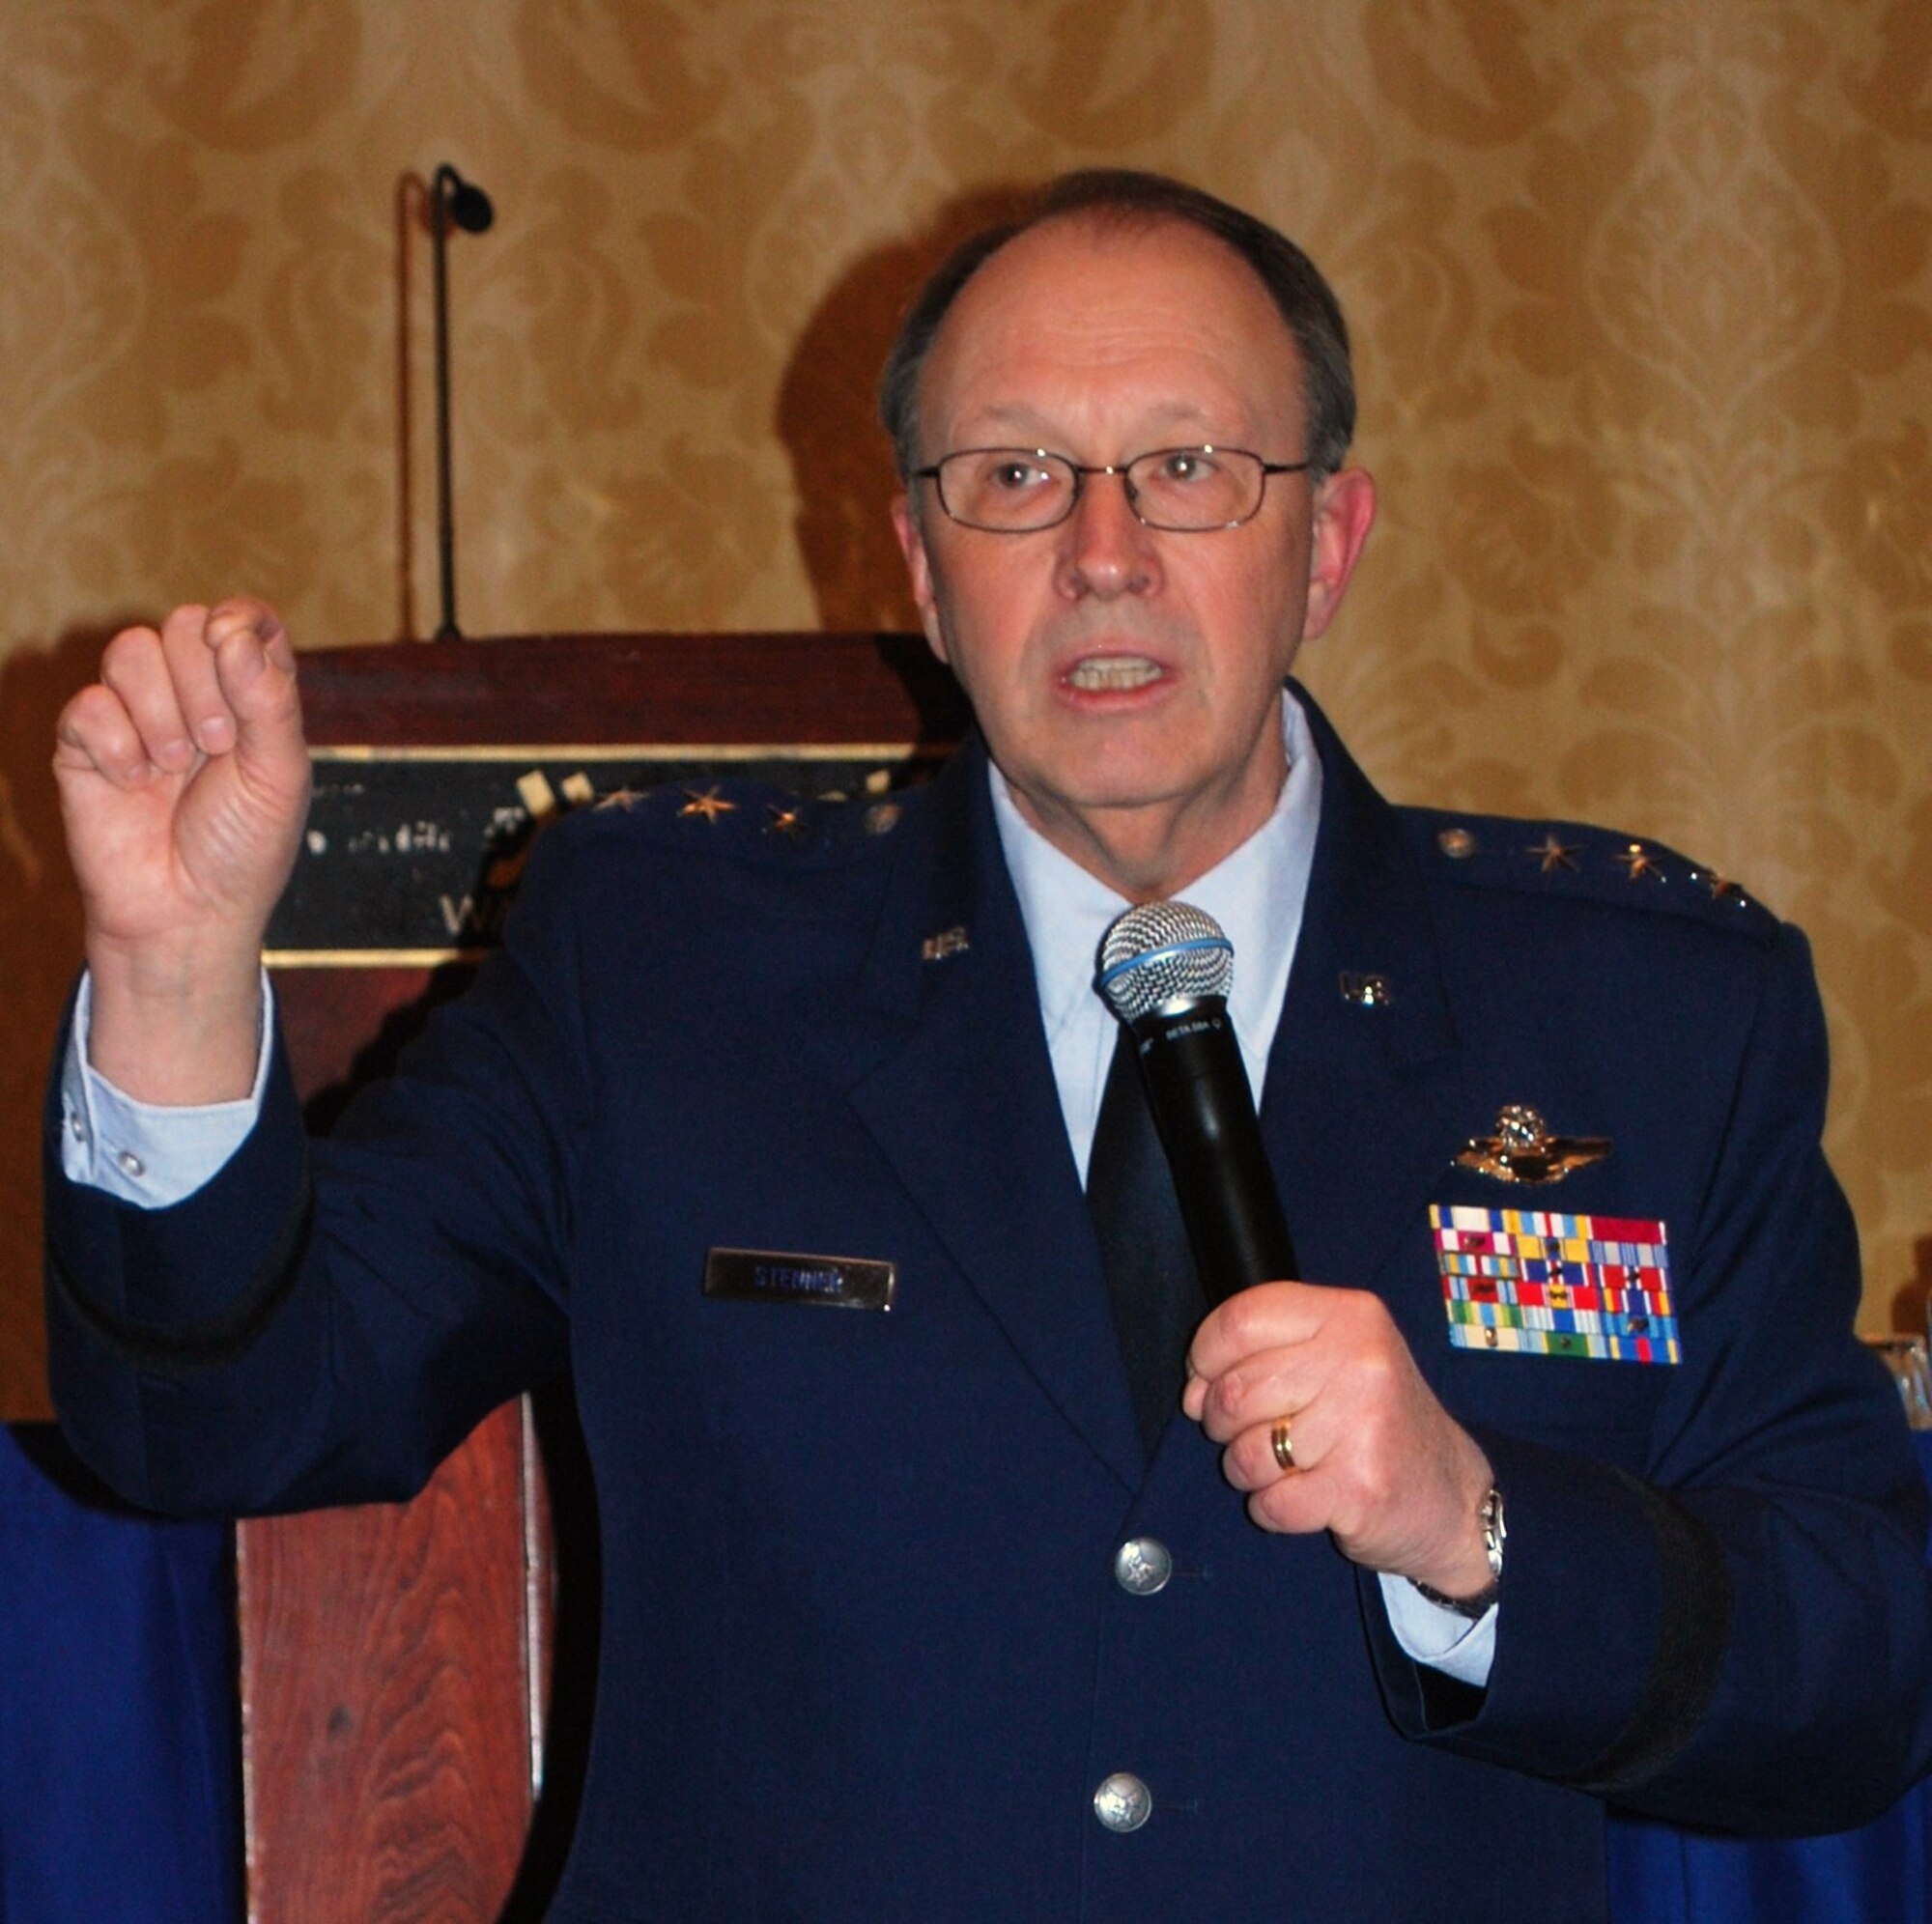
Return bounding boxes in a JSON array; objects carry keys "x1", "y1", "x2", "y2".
[{"x1": 1270, "y1": 1418, "x2": 1295, "y2": 1473}]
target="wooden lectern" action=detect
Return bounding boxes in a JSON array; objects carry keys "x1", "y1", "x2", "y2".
[{"x1": 242, "y1": 632, "x2": 966, "y2": 1921}]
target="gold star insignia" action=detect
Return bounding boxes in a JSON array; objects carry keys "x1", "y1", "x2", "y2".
[
  {"x1": 1613, "y1": 841, "x2": 1662, "y2": 882},
  {"x1": 763, "y1": 803, "x2": 806, "y2": 840},
  {"x1": 1527, "y1": 832, "x2": 1579, "y2": 874},
  {"x1": 678, "y1": 786, "x2": 736, "y2": 823},
  {"x1": 595, "y1": 786, "x2": 645, "y2": 811},
  {"x1": 1704, "y1": 871, "x2": 1744, "y2": 903}
]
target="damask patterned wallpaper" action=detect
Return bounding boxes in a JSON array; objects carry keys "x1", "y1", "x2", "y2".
[{"x1": 1, "y1": 0, "x2": 1926, "y2": 1413}]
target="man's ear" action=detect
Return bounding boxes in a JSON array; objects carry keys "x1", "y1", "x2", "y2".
[
  {"x1": 1300, "y1": 467, "x2": 1377, "y2": 642},
  {"x1": 891, "y1": 493, "x2": 950, "y2": 663}
]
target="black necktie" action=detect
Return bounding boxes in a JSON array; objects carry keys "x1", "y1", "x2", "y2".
[{"x1": 1087, "y1": 1025, "x2": 1206, "y2": 1461}]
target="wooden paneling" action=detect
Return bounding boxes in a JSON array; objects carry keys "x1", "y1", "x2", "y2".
[
  {"x1": 237, "y1": 1402, "x2": 540, "y2": 1923},
  {"x1": 284, "y1": 630, "x2": 966, "y2": 749}
]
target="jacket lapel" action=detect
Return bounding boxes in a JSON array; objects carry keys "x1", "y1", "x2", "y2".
[
  {"x1": 1260, "y1": 691, "x2": 1467, "y2": 1324},
  {"x1": 842, "y1": 738, "x2": 1146, "y2": 1494},
  {"x1": 838, "y1": 696, "x2": 1468, "y2": 1486}
]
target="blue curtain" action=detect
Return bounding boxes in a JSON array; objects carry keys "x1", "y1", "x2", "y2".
[{"x1": 0, "y1": 1425, "x2": 238, "y2": 1924}]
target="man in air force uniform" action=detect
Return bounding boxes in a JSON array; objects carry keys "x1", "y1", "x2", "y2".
[{"x1": 43, "y1": 174, "x2": 1932, "y2": 1919}]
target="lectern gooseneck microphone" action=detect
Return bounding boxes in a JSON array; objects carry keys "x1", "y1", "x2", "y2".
[
  {"x1": 1097, "y1": 901, "x2": 1298, "y2": 1304},
  {"x1": 430, "y1": 163, "x2": 495, "y2": 641}
]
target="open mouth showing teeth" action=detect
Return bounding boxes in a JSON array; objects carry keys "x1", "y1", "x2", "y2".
[{"x1": 1065, "y1": 656, "x2": 1162, "y2": 692}]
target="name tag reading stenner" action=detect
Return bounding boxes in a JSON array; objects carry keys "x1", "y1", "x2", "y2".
[{"x1": 702, "y1": 1248, "x2": 896, "y2": 1312}]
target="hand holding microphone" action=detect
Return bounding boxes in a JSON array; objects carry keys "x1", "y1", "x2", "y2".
[{"x1": 1101, "y1": 900, "x2": 1497, "y2": 1602}]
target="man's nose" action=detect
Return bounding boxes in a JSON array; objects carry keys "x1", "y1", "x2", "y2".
[{"x1": 1055, "y1": 468, "x2": 1159, "y2": 600}]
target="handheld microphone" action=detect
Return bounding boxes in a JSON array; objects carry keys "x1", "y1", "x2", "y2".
[{"x1": 1097, "y1": 901, "x2": 1297, "y2": 1305}]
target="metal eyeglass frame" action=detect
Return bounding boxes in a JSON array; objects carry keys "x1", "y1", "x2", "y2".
[{"x1": 911, "y1": 444, "x2": 1312, "y2": 533}]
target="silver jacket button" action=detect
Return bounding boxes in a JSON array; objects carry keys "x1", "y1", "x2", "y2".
[
  {"x1": 1113, "y1": 1538, "x2": 1174, "y2": 1596},
  {"x1": 1093, "y1": 1772, "x2": 1152, "y2": 1832}
]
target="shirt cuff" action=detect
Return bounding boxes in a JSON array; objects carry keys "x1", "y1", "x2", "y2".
[
  {"x1": 1378, "y1": 1569, "x2": 1497, "y2": 1688},
  {"x1": 59, "y1": 971, "x2": 275, "y2": 1209}
]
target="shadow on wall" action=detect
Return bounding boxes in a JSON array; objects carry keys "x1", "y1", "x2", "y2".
[
  {"x1": 0, "y1": 622, "x2": 152, "y2": 1419},
  {"x1": 775, "y1": 184, "x2": 1036, "y2": 635}
]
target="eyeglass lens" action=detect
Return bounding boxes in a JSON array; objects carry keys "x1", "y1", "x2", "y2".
[{"x1": 936, "y1": 447, "x2": 1268, "y2": 532}]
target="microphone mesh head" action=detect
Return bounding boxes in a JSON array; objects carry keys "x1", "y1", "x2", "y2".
[{"x1": 1097, "y1": 900, "x2": 1234, "y2": 1021}]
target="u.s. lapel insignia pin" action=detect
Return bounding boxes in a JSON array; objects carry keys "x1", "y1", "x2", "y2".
[
  {"x1": 922, "y1": 925, "x2": 969, "y2": 963},
  {"x1": 1455, "y1": 1104, "x2": 1610, "y2": 1185}
]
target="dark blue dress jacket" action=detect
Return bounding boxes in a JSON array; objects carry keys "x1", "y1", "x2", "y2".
[{"x1": 44, "y1": 692, "x2": 1932, "y2": 1922}]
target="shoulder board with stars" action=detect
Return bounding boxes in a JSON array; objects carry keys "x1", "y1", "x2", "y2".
[
  {"x1": 568, "y1": 772, "x2": 918, "y2": 867},
  {"x1": 1400, "y1": 808, "x2": 1779, "y2": 939}
]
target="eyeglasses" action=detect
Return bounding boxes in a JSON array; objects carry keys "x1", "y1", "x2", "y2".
[{"x1": 913, "y1": 445, "x2": 1310, "y2": 534}]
